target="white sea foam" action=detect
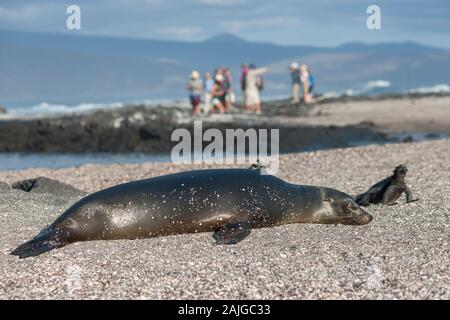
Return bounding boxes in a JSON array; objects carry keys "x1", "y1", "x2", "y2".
[
  {"x1": 323, "y1": 80, "x2": 392, "y2": 97},
  {"x1": 347, "y1": 80, "x2": 392, "y2": 96},
  {"x1": 320, "y1": 91, "x2": 339, "y2": 99},
  {"x1": 8, "y1": 97, "x2": 189, "y2": 116},
  {"x1": 11, "y1": 101, "x2": 125, "y2": 115},
  {"x1": 409, "y1": 84, "x2": 450, "y2": 94}
]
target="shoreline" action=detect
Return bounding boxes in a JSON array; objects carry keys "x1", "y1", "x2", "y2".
[
  {"x1": 0, "y1": 95, "x2": 449, "y2": 156},
  {"x1": 1, "y1": 91, "x2": 449, "y2": 120},
  {"x1": 1, "y1": 139, "x2": 449, "y2": 299}
]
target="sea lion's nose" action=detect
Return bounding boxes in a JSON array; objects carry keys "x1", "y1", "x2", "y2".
[{"x1": 357, "y1": 213, "x2": 373, "y2": 224}]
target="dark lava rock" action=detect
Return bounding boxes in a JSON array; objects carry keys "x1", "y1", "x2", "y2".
[
  {"x1": 11, "y1": 177, "x2": 86, "y2": 197},
  {"x1": 359, "y1": 121, "x2": 376, "y2": 127},
  {"x1": 0, "y1": 101, "x2": 389, "y2": 154},
  {"x1": 402, "y1": 136, "x2": 415, "y2": 143},
  {"x1": 425, "y1": 133, "x2": 440, "y2": 139},
  {"x1": 259, "y1": 100, "x2": 315, "y2": 117}
]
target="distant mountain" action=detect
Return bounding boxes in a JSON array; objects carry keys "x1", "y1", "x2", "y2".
[
  {"x1": 1, "y1": 29, "x2": 449, "y2": 107},
  {"x1": 203, "y1": 33, "x2": 248, "y2": 44}
]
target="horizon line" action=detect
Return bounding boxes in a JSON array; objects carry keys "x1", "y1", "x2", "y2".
[{"x1": 0, "y1": 28, "x2": 447, "y2": 51}]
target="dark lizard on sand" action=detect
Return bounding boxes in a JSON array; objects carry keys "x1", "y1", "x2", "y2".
[{"x1": 355, "y1": 164, "x2": 418, "y2": 206}]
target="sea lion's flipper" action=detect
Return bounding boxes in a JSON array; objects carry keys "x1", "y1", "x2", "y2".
[
  {"x1": 11, "y1": 229, "x2": 66, "y2": 259},
  {"x1": 213, "y1": 220, "x2": 251, "y2": 245}
]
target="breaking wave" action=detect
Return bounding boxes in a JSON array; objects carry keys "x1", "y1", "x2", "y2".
[
  {"x1": 409, "y1": 84, "x2": 450, "y2": 94},
  {"x1": 11, "y1": 101, "x2": 125, "y2": 115}
]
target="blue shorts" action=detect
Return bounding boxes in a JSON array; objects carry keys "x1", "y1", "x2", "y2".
[{"x1": 190, "y1": 95, "x2": 201, "y2": 106}]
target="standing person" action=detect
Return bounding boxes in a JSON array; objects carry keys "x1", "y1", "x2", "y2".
[
  {"x1": 222, "y1": 67, "x2": 234, "y2": 112},
  {"x1": 308, "y1": 68, "x2": 316, "y2": 97},
  {"x1": 186, "y1": 70, "x2": 203, "y2": 115},
  {"x1": 300, "y1": 64, "x2": 312, "y2": 104},
  {"x1": 211, "y1": 73, "x2": 226, "y2": 114},
  {"x1": 289, "y1": 62, "x2": 300, "y2": 104},
  {"x1": 203, "y1": 72, "x2": 214, "y2": 114},
  {"x1": 240, "y1": 64, "x2": 249, "y2": 110},
  {"x1": 245, "y1": 64, "x2": 268, "y2": 114}
]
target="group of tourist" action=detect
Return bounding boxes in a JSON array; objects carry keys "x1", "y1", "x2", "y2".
[
  {"x1": 186, "y1": 62, "x2": 314, "y2": 115},
  {"x1": 186, "y1": 66, "x2": 234, "y2": 115}
]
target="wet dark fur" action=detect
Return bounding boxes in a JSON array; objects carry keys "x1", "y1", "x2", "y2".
[{"x1": 12, "y1": 168, "x2": 372, "y2": 259}]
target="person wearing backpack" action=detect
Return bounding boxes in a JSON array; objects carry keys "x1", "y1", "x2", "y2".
[{"x1": 245, "y1": 64, "x2": 268, "y2": 114}]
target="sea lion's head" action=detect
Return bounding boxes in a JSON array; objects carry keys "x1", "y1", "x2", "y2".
[
  {"x1": 394, "y1": 164, "x2": 408, "y2": 178},
  {"x1": 324, "y1": 196, "x2": 373, "y2": 225}
]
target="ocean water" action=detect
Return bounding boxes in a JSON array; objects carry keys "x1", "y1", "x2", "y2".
[
  {"x1": 0, "y1": 153, "x2": 171, "y2": 171},
  {"x1": 1, "y1": 80, "x2": 448, "y2": 171},
  {"x1": 4, "y1": 81, "x2": 449, "y2": 116},
  {"x1": 1, "y1": 132, "x2": 447, "y2": 171}
]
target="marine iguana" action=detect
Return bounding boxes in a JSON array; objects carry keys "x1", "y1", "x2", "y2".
[{"x1": 355, "y1": 164, "x2": 418, "y2": 206}]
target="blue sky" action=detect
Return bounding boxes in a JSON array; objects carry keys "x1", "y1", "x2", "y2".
[{"x1": 0, "y1": 0, "x2": 449, "y2": 47}]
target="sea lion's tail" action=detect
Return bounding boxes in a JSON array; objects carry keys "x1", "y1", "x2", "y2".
[{"x1": 11, "y1": 228, "x2": 66, "y2": 259}]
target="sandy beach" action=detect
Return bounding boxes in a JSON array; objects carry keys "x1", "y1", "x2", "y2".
[
  {"x1": 1, "y1": 138, "x2": 449, "y2": 299},
  {"x1": 299, "y1": 95, "x2": 450, "y2": 133}
]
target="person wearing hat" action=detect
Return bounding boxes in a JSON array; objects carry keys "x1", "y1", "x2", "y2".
[
  {"x1": 289, "y1": 62, "x2": 301, "y2": 104},
  {"x1": 245, "y1": 64, "x2": 268, "y2": 114},
  {"x1": 210, "y1": 73, "x2": 226, "y2": 113},
  {"x1": 186, "y1": 70, "x2": 204, "y2": 115}
]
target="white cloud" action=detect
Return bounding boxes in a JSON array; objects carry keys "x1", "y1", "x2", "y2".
[
  {"x1": 220, "y1": 17, "x2": 300, "y2": 33},
  {"x1": 0, "y1": 4, "x2": 42, "y2": 21}
]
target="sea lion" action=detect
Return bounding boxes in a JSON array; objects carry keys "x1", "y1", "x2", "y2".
[
  {"x1": 12, "y1": 168, "x2": 372, "y2": 259},
  {"x1": 355, "y1": 164, "x2": 418, "y2": 206}
]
